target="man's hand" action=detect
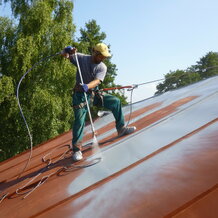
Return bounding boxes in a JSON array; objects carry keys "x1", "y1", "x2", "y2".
[
  {"x1": 64, "y1": 46, "x2": 77, "y2": 54},
  {"x1": 80, "y1": 84, "x2": 89, "y2": 92},
  {"x1": 61, "y1": 46, "x2": 77, "y2": 58}
]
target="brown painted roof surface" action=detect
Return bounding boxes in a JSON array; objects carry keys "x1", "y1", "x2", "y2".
[{"x1": 1, "y1": 76, "x2": 218, "y2": 218}]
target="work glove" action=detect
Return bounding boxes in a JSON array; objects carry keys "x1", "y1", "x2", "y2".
[{"x1": 80, "y1": 84, "x2": 89, "y2": 92}]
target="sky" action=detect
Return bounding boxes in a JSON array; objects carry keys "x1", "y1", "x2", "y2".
[{"x1": 1, "y1": 0, "x2": 218, "y2": 102}]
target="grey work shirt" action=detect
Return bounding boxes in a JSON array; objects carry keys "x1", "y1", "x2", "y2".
[{"x1": 70, "y1": 53, "x2": 107, "y2": 84}]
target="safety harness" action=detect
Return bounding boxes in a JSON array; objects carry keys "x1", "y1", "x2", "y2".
[{"x1": 72, "y1": 83, "x2": 104, "y2": 109}]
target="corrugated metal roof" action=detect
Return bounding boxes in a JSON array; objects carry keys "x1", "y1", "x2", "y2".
[{"x1": 1, "y1": 76, "x2": 218, "y2": 218}]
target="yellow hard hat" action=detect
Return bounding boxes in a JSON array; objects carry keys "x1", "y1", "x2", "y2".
[{"x1": 94, "y1": 43, "x2": 111, "y2": 57}]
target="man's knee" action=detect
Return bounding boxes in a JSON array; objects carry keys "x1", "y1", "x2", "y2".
[
  {"x1": 110, "y1": 96, "x2": 121, "y2": 110},
  {"x1": 113, "y1": 96, "x2": 121, "y2": 105}
]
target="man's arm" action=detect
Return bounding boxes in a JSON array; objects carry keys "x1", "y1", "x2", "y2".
[
  {"x1": 80, "y1": 79, "x2": 101, "y2": 92},
  {"x1": 61, "y1": 46, "x2": 102, "y2": 91},
  {"x1": 87, "y1": 79, "x2": 101, "y2": 89}
]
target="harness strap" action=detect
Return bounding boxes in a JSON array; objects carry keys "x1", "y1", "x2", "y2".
[
  {"x1": 95, "y1": 91, "x2": 104, "y2": 107},
  {"x1": 73, "y1": 102, "x2": 87, "y2": 109}
]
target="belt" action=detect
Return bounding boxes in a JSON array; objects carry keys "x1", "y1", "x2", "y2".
[{"x1": 73, "y1": 102, "x2": 87, "y2": 109}]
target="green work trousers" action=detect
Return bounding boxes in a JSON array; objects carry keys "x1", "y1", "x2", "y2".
[{"x1": 72, "y1": 92, "x2": 125, "y2": 152}]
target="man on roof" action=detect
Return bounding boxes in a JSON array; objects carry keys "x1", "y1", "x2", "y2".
[{"x1": 62, "y1": 43, "x2": 136, "y2": 161}]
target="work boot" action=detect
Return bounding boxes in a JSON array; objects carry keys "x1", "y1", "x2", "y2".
[
  {"x1": 118, "y1": 126, "x2": 136, "y2": 137},
  {"x1": 72, "y1": 150, "x2": 83, "y2": 161}
]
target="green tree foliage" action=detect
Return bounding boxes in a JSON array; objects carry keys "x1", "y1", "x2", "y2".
[
  {"x1": 195, "y1": 52, "x2": 218, "y2": 78},
  {"x1": 156, "y1": 52, "x2": 218, "y2": 94},
  {"x1": 0, "y1": 17, "x2": 16, "y2": 75},
  {"x1": 0, "y1": 16, "x2": 20, "y2": 160},
  {"x1": 0, "y1": 75, "x2": 14, "y2": 103},
  {"x1": 78, "y1": 19, "x2": 106, "y2": 54},
  {"x1": 156, "y1": 70, "x2": 201, "y2": 94},
  {"x1": 0, "y1": 0, "x2": 76, "y2": 161}
]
